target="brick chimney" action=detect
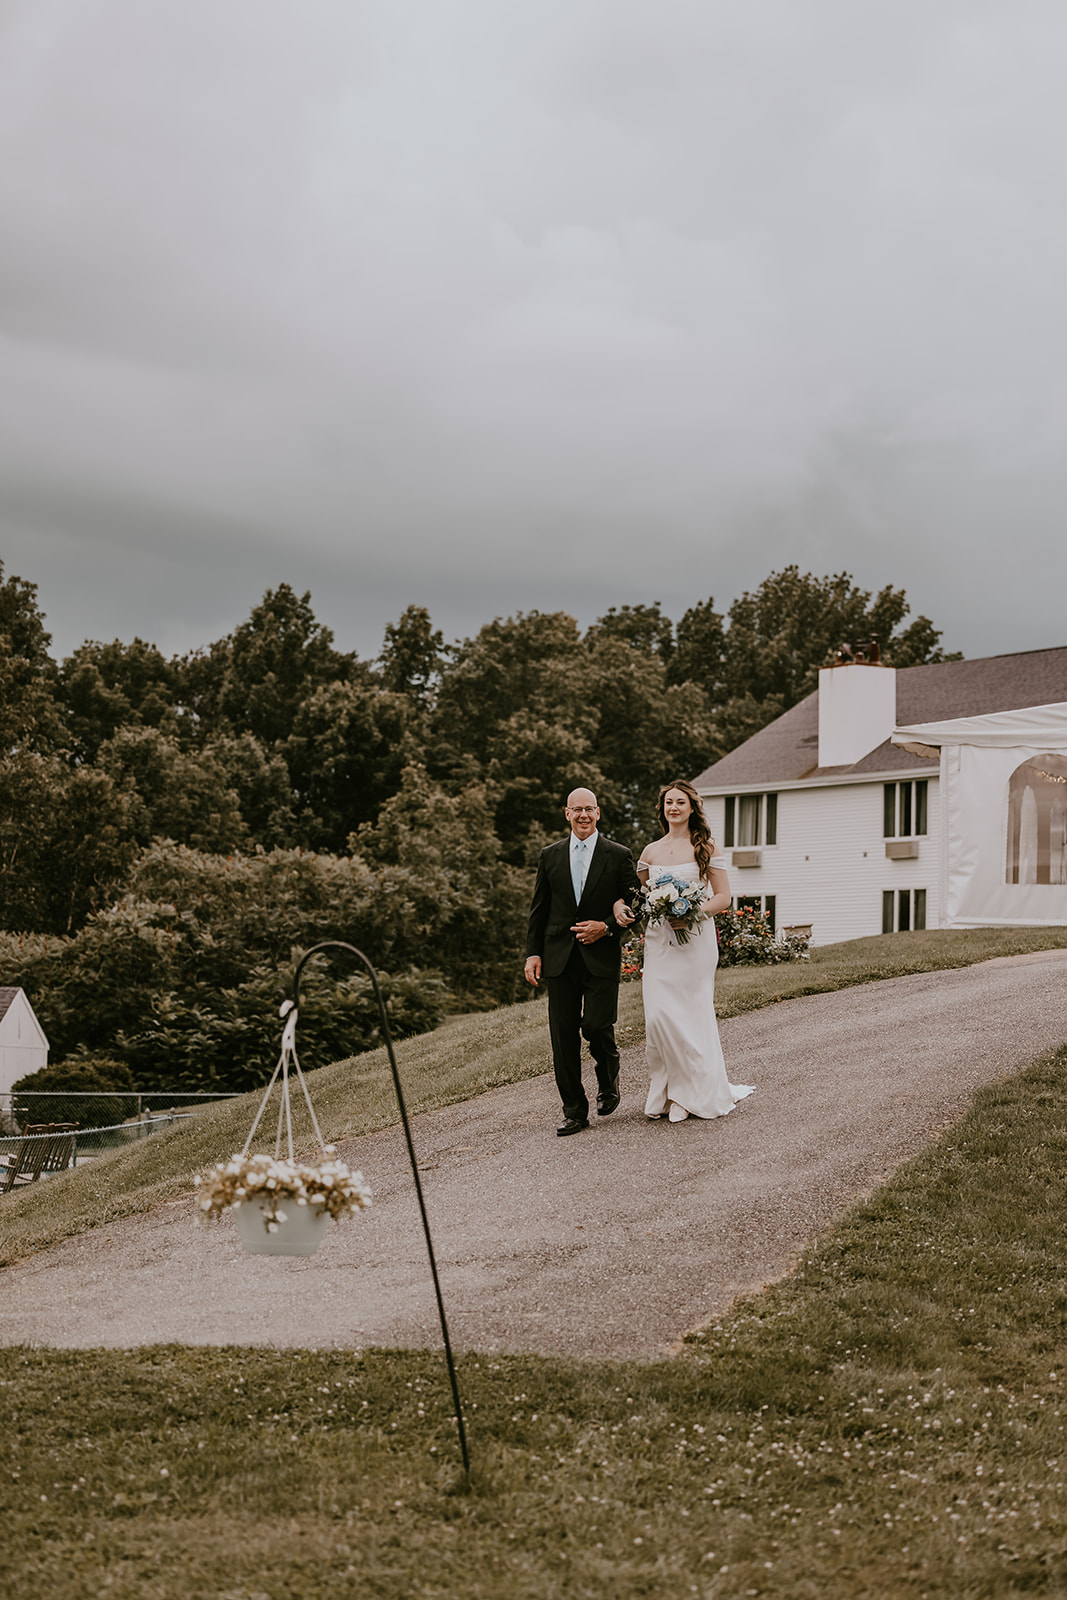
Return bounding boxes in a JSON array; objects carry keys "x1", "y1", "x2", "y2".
[{"x1": 818, "y1": 660, "x2": 897, "y2": 767}]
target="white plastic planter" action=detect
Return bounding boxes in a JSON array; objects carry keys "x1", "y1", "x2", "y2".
[{"x1": 234, "y1": 1196, "x2": 329, "y2": 1257}]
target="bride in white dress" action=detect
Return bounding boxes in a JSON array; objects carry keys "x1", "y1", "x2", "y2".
[{"x1": 616, "y1": 779, "x2": 755, "y2": 1124}]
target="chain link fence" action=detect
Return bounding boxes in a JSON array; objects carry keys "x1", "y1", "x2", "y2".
[{"x1": 0, "y1": 1090, "x2": 241, "y2": 1174}]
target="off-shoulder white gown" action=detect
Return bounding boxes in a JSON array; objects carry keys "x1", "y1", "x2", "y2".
[{"x1": 640, "y1": 859, "x2": 755, "y2": 1120}]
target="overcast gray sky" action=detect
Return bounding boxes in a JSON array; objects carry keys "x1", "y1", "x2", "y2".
[{"x1": 2, "y1": 0, "x2": 1065, "y2": 664}]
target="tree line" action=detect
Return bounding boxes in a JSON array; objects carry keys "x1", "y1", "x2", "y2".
[{"x1": 0, "y1": 561, "x2": 957, "y2": 1091}]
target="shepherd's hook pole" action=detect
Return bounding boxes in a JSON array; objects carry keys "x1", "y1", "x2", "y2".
[{"x1": 292, "y1": 941, "x2": 471, "y2": 1478}]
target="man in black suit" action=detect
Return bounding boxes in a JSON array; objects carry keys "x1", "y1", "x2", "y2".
[{"x1": 525, "y1": 787, "x2": 642, "y2": 1136}]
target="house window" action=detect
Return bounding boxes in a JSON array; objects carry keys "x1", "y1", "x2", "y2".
[
  {"x1": 883, "y1": 780, "x2": 928, "y2": 838},
  {"x1": 736, "y1": 894, "x2": 776, "y2": 933},
  {"x1": 882, "y1": 888, "x2": 927, "y2": 933},
  {"x1": 724, "y1": 793, "x2": 778, "y2": 848}
]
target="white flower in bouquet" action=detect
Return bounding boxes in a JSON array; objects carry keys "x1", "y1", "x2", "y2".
[{"x1": 637, "y1": 871, "x2": 710, "y2": 946}]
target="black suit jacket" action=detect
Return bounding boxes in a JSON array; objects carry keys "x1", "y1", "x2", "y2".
[{"x1": 526, "y1": 834, "x2": 641, "y2": 979}]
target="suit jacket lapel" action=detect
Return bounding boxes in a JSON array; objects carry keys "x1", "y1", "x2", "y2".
[
  {"x1": 579, "y1": 835, "x2": 609, "y2": 906},
  {"x1": 551, "y1": 838, "x2": 579, "y2": 913}
]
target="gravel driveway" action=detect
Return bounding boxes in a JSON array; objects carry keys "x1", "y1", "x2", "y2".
[{"x1": 3, "y1": 950, "x2": 1066, "y2": 1361}]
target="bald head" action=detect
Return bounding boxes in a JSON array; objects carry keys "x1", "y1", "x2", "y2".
[{"x1": 565, "y1": 788, "x2": 600, "y2": 841}]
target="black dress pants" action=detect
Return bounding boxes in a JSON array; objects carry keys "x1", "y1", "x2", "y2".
[{"x1": 546, "y1": 944, "x2": 621, "y2": 1121}]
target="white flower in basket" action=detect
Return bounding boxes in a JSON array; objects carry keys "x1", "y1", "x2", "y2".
[
  {"x1": 196, "y1": 1150, "x2": 372, "y2": 1256},
  {"x1": 194, "y1": 1000, "x2": 372, "y2": 1257}
]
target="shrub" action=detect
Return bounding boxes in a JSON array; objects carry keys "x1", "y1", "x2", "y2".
[
  {"x1": 11, "y1": 1057, "x2": 138, "y2": 1130},
  {"x1": 115, "y1": 959, "x2": 452, "y2": 1094},
  {"x1": 715, "y1": 906, "x2": 810, "y2": 966}
]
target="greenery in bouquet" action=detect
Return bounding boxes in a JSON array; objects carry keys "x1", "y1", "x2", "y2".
[
  {"x1": 636, "y1": 871, "x2": 710, "y2": 945},
  {"x1": 195, "y1": 1150, "x2": 372, "y2": 1233},
  {"x1": 714, "y1": 904, "x2": 811, "y2": 967}
]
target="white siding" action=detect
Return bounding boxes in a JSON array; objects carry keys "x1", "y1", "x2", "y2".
[
  {"x1": 0, "y1": 990, "x2": 49, "y2": 1096},
  {"x1": 703, "y1": 780, "x2": 941, "y2": 946}
]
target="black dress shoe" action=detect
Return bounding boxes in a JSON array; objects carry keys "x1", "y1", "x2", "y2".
[
  {"x1": 596, "y1": 1090, "x2": 621, "y2": 1117},
  {"x1": 556, "y1": 1116, "x2": 590, "y2": 1137}
]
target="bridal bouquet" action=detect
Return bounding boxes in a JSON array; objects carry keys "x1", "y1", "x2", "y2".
[
  {"x1": 195, "y1": 1150, "x2": 372, "y2": 1232},
  {"x1": 638, "y1": 872, "x2": 710, "y2": 946}
]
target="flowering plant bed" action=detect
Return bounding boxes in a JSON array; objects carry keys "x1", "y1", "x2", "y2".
[
  {"x1": 196, "y1": 1150, "x2": 372, "y2": 1234},
  {"x1": 619, "y1": 933, "x2": 645, "y2": 982},
  {"x1": 715, "y1": 905, "x2": 811, "y2": 967}
]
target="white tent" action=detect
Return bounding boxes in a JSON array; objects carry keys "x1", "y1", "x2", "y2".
[{"x1": 892, "y1": 702, "x2": 1067, "y2": 928}]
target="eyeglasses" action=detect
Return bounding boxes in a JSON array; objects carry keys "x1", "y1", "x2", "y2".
[{"x1": 569, "y1": 807, "x2": 597, "y2": 815}]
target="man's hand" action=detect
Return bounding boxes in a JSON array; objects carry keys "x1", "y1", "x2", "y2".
[
  {"x1": 524, "y1": 955, "x2": 542, "y2": 986},
  {"x1": 571, "y1": 920, "x2": 607, "y2": 945}
]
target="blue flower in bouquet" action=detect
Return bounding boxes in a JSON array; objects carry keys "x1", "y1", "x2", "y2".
[{"x1": 637, "y1": 871, "x2": 709, "y2": 946}]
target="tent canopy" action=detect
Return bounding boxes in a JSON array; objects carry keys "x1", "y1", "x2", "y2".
[{"x1": 892, "y1": 701, "x2": 1067, "y2": 757}]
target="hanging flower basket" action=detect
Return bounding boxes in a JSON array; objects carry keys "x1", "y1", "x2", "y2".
[
  {"x1": 196, "y1": 1150, "x2": 372, "y2": 1257},
  {"x1": 194, "y1": 1000, "x2": 371, "y2": 1258}
]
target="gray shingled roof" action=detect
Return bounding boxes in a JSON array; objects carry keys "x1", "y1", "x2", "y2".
[
  {"x1": 0, "y1": 987, "x2": 20, "y2": 1022},
  {"x1": 694, "y1": 645, "x2": 1067, "y2": 790}
]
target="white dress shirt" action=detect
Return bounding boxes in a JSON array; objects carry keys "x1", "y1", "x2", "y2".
[{"x1": 569, "y1": 829, "x2": 597, "y2": 898}]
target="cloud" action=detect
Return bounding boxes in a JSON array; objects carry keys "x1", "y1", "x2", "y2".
[{"x1": 1, "y1": 0, "x2": 1065, "y2": 660}]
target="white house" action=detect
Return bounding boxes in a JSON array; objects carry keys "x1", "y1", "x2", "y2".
[
  {"x1": 693, "y1": 645, "x2": 1067, "y2": 946},
  {"x1": 0, "y1": 987, "x2": 49, "y2": 1096}
]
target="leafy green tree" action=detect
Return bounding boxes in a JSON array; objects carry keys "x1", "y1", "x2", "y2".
[
  {"x1": 666, "y1": 597, "x2": 726, "y2": 693},
  {"x1": 97, "y1": 727, "x2": 249, "y2": 852},
  {"x1": 379, "y1": 604, "x2": 445, "y2": 708},
  {"x1": 0, "y1": 756, "x2": 140, "y2": 933},
  {"x1": 0, "y1": 563, "x2": 62, "y2": 753},
  {"x1": 430, "y1": 609, "x2": 719, "y2": 859},
  {"x1": 718, "y1": 567, "x2": 958, "y2": 710},
  {"x1": 586, "y1": 602, "x2": 674, "y2": 663},
  {"x1": 430, "y1": 611, "x2": 606, "y2": 852},
  {"x1": 432, "y1": 611, "x2": 587, "y2": 775},
  {"x1": 219, "y1": 584, "x2": 356, "y2": 746},
  {"x1": 284, "y1": 680, "x2": 418, "y2": 849},
  {"x1": 58, "y1": 638, "x2": 177, "y2": 760},
  {"x1": 579, "y1": 639, "x2": 718, "y2": 848},
  {"x1": 354, "y1": 765, "x2": 531, "y2": 1005},
  {"x1": 203, "y1": 733, "x2": 295, "y2": 847},
  {"x1": 170, "y1": 635, "x2": 232, "y2": 738},
  {"x1": 713, "y1": 693, "x2": 786, "y2": 757}
]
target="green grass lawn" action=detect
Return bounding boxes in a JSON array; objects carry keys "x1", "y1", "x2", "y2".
[
  {"x1": 4, "y1": 1039, "x2": 1067, "y2": 1598},
  {"x1": 2, "y1": 925, "x2": 1066, "y2": 1268}
]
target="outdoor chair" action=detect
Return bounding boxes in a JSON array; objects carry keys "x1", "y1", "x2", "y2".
[{"x1": 1, "y1": 1131, "x2": 77, "y2": 1193}]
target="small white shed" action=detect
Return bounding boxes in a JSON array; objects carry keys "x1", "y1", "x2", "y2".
[
  {"x1": 0, "y1": 988, "x2": 49, "y2": 1096},
  {"x1": 892, "y1": 701, "x2": 1067, "y2": 928}
]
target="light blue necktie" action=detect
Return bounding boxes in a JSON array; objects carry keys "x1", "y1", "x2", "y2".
[{"x1": 571, "y1": 840, "x2": 586, "y2": 902}]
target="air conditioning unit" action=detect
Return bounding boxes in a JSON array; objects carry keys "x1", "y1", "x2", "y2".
[
  {"x1": 731, "y1": 850, "x2": 762, "y2": 868},
  {"x1": 885, "y1": 840, "x2": 919, "y2": 859}
]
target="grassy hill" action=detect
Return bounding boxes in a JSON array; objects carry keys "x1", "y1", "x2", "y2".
[{"x1": 2, "y1": 924, "x2": 1066, "y2": 1267}]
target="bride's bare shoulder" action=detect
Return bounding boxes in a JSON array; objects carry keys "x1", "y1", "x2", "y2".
[{"x1": 639, "y1": 835, "x2": 671, "y2": 864}]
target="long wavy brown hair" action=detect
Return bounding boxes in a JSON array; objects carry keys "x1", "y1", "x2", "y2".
[{"x1": 657, "y1": 778, "x2": 714, "y2": 881}]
